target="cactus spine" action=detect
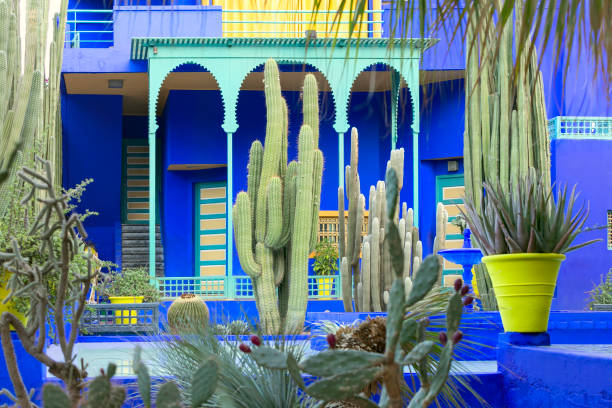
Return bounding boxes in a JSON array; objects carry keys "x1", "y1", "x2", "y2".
[
  {"x1": 339, "y1": 129, "x2": 447, "y2": 312},
  {"x1": 233, "y1": 59, "x2": 322, "y2": 335},
  {"x1": 463, "y1": 2, "x2": 551, "y2": 310}
]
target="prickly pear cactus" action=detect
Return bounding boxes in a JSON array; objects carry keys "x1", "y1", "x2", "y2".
[
  {"x1": 233, "y1": 59, "x2": 323, "y2": 334},
  {"x1": 167, "y1": 293, "x2": 210, "y2": 334},
  {"x1": 243, "y1": 168, "x2": 467, "y2": 408},
  {"x1": 339, "y1": 128, "x2": 448, "y2": 312}
]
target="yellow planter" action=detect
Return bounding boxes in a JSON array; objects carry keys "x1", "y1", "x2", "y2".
[
  {"x1": 109, "y1": 296, "x2": 144, "y2": 325},
  {"x1": 0, "y1": 285, "x2": 27, "y2": 328},
  {"x1": 316, "y1": 277, "x2": 334, "y2": 299},
  {"x1": 483, "y1": 253, "x2": 565, "y2": 333}
]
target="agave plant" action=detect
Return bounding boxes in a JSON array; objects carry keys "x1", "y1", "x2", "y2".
[
  {"x1": 463, "y1": 168, "x2": 600, "y2": 256},
  {"x1": 148, "y1": 326, "x2": 315, "y2": 407}
]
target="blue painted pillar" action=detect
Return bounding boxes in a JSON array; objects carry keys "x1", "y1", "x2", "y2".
[{"x1": 226, "y1": 132, "x2": 233, "y2": 297}]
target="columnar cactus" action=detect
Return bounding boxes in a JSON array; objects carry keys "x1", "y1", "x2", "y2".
[
  {"x1": 463, "y1": 2, "x2": 551, "y2": 310},
  {"x1": 233, "y1": 59, "x2": 323, "y2": 335},
  {"x1": 0, "y1": 0, "x2": 66, "y2": 212},
  {"x1": 339, "y1": 129, "x2": 447, "y2": 312},
  {"x1": 245, "y1": 168, "x2": 466, "y2": 408}
]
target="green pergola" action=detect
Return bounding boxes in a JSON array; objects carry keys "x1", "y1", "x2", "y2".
[{"x1": 130, "y1": 37, "x2": 437, "y2": 281}]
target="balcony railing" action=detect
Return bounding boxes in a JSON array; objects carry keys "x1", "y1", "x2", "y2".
[
  {"x1": 548, "y1": 116, "x2": 612, "y2": 140},
  {"x1": 156, "y1": 274, "x2": 341, "y2": 300},
  {"x1": 64, "y1": 6, "x2": 384, "y2": 48},
  {"x1": 65, "y1": 9, "x2": 113, "y2": 48},
  {"x1": 221, "y1": 9, "x2": 383, "y2": 38}
]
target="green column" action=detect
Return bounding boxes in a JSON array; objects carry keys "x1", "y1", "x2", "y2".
[
  {"x1": 413, "y1": 130, "x2": 419, "y2": 227},
  {"x1": 338, "y1": 132, "x2": 344, "y2": 188},
  {"x1": 148, "y1": 129, "x2": 156, "y2": 281},
  {"x1": 391, "y1": 70, "x2": 400, "y2": 149},
  {"x1": 226, "y1": 132, "x2": 233, "y2": 297}
]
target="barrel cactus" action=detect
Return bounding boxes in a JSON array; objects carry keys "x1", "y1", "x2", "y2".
[
  {"x1": 167, "y1": 293, "x2": 210, "y2": 334},
  {"x1": 233, "y1": 58, "x2": 323, "y2": 335}
]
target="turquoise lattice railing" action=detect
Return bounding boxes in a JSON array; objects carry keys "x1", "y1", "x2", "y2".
[
  {"x1": 548, "y1": 116, "x2": 612, "y2": 140},
  {"x1": 65, "y1": 9, "x2": 113, "y2": 48},
  {"x1": 156, "y1": 275, "x2": 341, "y2": 300}
]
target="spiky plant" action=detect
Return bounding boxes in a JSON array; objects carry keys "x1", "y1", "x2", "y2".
[
  {"x1": 338, "y1": 128, "x2": 447, "y2": 313},
  {"x1": 242, "y1": 168, "x2": 474, "y2": 408},
  {"x1": 167, "y1": 293, "x2": 210, "y2": 334},
  {"x1": 149, "y1": 326, "x2": 314, "y2": 407},
  {"x1": 463, "y1": 168, "x2": 600, "y2": 256},
  {"x1": 233, "y1": 58, "x2": 323, "y2": 335}
]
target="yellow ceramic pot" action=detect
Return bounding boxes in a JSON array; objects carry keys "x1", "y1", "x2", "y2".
[
  {"x1": 0, "y1": 285, "x2": 27, "y2": 328},
  {"x1": 483, "y1": 253, "x2": 565, "y2": 333},
  {"x1": 316, "y1": 277, "x2": 334, "y2": 299},
  {"x1": 109, "y1": 296, "x2": 144, "y2": 325}
]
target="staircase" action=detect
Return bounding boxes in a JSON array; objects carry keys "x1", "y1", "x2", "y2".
[{"x1": 121, "y1": 224, "x2": 164, "y2": 277}]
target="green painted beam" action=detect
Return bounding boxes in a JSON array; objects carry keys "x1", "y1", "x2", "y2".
[
  {"x1": 338, "y1": 132, "x2": 344, "y2": 188},
  {"x1": 226, "y1": 132, "x2": 233, "y2": 297}
]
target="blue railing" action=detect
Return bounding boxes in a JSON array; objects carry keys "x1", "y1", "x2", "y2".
[
  {"x1": 548, "y1": 116, "x2": 612, "y2": 140},
  {"x1": 156, "y1": 275, "x2": 342, "y2": 300},
  {"x1": 65, "y1": 9, "x2": 113, "y2": 48}
]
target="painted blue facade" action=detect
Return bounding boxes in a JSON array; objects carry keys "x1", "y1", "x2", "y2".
[{"x1": 59, "y1": 3, "x2": 610, "y2": 310}]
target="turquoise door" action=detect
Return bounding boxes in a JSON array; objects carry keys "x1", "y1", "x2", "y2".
[
  {"x1": 435, "y1": 174, "x2": 465, "y2": 286},
  {"x1": 194, "y1": 182, "x2": 228, "y2": 278}
]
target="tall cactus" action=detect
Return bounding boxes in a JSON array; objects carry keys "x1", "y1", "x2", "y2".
[
  {"x1": 245, "y1": 168, "x2": 467, "y2": 408},
  {"x1": 463, "y1": 1, "x2": 551, "y2": 310},
  {"x1": 0, "y1": 0, "x2": 67, "y2": 213},
  {"x1": 233, "y1": 59, "x2": 323, "y2": 335},
  {"x1": 339, "y1": 128, "x2": 448, "y2": 312}
]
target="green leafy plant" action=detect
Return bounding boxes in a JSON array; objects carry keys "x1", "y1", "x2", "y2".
[
  {"x1": 588, "y1": 269, "x2": 612, "y2": 308},
  {"x1": 463, "y1": 169, "x2": 600, "y2": 256},
  {"x1": 102, "y1": 267, "x2": 161, "y2": 303},
  {"x1": 312, "y1": 240, "x2": 339, "y2": 276},
  {"x1": 243, "y1": 168, "x2": 471, "y2": 408}
]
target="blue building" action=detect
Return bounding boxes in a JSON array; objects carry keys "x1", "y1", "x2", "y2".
[{"x1": 61, "y1": 0, "x2": 611, "y2": 310}]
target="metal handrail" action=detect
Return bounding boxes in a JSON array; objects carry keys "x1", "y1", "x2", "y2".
[{"x1": 65, "y1": 9, "x2": 113, "y2": 48}]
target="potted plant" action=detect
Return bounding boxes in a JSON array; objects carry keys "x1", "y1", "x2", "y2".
[
  {"x1": 463, "y1": 169, "x2": 600, "y2": 332},
  {"x1": 312, "y1": 240, "x2": 338, "y2": 298},
  {"x1": 103, "y1": 267, "x2": 161, "y2": 324},
  {"x1": 588, "y1": 269, "x2": 612, "y2": 311}
]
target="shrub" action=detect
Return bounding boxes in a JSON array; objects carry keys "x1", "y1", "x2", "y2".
[
  {"x1": 102, "y1": 267, "x2": 161, "y2": 303},
  {"x1": 588, "y1": 269, "x2": 612, "y2": 308}
]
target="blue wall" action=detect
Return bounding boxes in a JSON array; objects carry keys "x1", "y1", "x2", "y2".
[
  {"x1": 550, "y1": 138, "x2": 612, "y2": 310},
  {"x1": 62, "y1": 94, "x2": 123, "y2": 263}
]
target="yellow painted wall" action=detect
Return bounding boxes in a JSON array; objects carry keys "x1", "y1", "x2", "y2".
[{"x1": 211, "y1": 0, "x2": 382, "y2": 38}]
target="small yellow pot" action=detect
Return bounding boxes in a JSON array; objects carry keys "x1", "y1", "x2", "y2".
[
  {"x1": 316, "y1": 277, "x2": 334, "y2": 299},
  {"x1": 109, "y1": 296, "x2": 144, "y2": 325},
  {"x1": 483, "y1": 253, "x2": 565, "y2": 333}
]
